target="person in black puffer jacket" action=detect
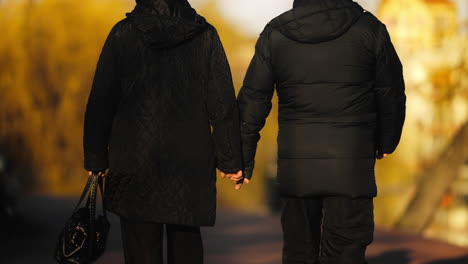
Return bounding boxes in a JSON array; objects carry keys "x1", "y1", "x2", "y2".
[
  {"x1": 83, "y1": 0, "x2": 243, "y2": 263},
  {"x1": 238, "y1": 0, "x2": 406, "y2": 263}
]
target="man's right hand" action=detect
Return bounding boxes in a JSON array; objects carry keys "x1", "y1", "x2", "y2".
[
  {"x1": 227, "y1": 170, "x2": 250, "y2": 190},
  {"x1": 220, "y1": 170, "x2": 249, "y2": 189},
  {"x1": 235, "y1": 178, "x2": 250, "y2": 190}
]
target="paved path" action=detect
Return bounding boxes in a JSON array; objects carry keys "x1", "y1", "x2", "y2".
[{"x1": 1, "y1": 195, "x2": 468, "y2": 264}]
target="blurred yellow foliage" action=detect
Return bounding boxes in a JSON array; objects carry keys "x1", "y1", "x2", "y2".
[{"x1": 0, "y1": 0, "x2": 129, "y2": 195}]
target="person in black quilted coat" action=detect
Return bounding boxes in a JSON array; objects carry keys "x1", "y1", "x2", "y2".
[
  {"x1": 238, "y1": 0, "x2": 406, "y2": 263},
  {"x1": 83, "y1": 0, "x2": 242, "y2": 263}
]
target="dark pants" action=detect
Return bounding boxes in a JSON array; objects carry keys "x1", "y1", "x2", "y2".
[
  {"x1": 281, "y1": 196, "x2": 374, "y2": 264},
  {"x1": 120, "y1": 217, "x2": 204, "y2": 264}
]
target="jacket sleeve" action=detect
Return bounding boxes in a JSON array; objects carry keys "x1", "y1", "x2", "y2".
[
  {"x1": 206, "y1": 29, "x2": 243, "y2": 174},
  {"x1": 83, "y1": 25, "x2": 121, "y2": 172},
  {"x1": 374, "y1": 24, "x2": 406, "y2": 154},
  {"x1": 237, "y1": 28, "x2": 275, "y2": 180}
]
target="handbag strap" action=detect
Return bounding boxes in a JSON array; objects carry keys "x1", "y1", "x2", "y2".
[
  {"x1": 87, "y1": 173, "x2": 108, "y2": 220},
  {"x1": 79, "y1": 173, "x2": 107, "y2": 217},
  {"x1": 73, "y1": 174, "x2": 95, "y2": 212},
  {"x1": 87, "y1": 173, "x2": 99, "y2": 257},
  {"x1": 89, "y1": 173, "x2": 98, "y2": 225},
  {"x1": 97, "y1": 175, "x2": 107, "y2": 217}
]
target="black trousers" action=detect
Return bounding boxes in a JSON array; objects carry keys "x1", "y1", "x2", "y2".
[
  {"x1": 281, "y1": 196, "x2": 374, "y2": 264},
  {"x1": 120, "y1": 217, "x2": 204, "y2": 264}
]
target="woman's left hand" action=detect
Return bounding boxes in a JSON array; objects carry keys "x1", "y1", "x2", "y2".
[{"x1": 88, "y1": 171, "x2": 106, "y2": 177}]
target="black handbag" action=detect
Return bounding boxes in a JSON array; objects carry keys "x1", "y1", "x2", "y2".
[{"x1": 54, "y1": 173, "x2": 110, "y2": 264}]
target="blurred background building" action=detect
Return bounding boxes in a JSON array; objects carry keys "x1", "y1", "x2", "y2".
[{"x1": 0, "y1": 0, "x2": 467, "y2": 247}]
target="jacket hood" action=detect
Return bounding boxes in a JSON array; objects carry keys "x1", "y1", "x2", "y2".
[
  {"x1": 270, "y1": 0, "x2": 364, "y2": 43},
  {"x1": 127, "y1": 0, "x2": 208, "y2": 48}
]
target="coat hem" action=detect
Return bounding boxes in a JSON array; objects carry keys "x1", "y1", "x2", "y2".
[{"x1": 105, "y1": 207, "x2": 216, "y2": 227}]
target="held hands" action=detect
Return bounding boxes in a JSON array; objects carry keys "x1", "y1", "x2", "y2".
[{"x1": 220, "y1": 170, "x2": 250, "y2": 190}]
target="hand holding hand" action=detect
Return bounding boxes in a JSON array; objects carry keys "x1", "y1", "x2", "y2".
[
  {"x1": 235, "y1": 178, "x2": 250, "y2": 190},
  {"x1": 228, "y1": 170, "x2": 250, "y2": 190},
  {"x1": 220, "y1": 170, "x2": 250, "y2": 189},
  {"x1": 220, "y1": 170, "x2": 242, "y2": 180}
]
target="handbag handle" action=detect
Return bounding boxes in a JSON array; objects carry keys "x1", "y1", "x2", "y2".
[
  {"x1": 73, "y1": 173, "x2": 106, "y2": 218},
  {"x1": 97, "y1": 175, "x2": 107, "y2": 217},
  {"x1": 89, "y1": 173, "x2": 98, "y2": 225},
  {"x1": 87, "y1": 173, "x2": 99, "y2": 258},
  {"x1": 73, "y1": 174, "x2": 95, "y2": 212}
]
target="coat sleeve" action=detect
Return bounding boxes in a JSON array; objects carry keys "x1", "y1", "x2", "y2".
[
  {"x1": 83, "y1": 25, "x2": 121, "y2": 172},
  {"x1": 206, "y1": 29, "x2": 243, "y2": 174},
  {"x1": 374, "y1": 24, "x2": 406, "y2": 154},
  {"x1": 237, "y1": 28, "x2": 275, "y2": 180}
]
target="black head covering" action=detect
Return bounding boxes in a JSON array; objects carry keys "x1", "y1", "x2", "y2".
[
  {"x1": 127, "y1": 0, "x2": 208, "y2": 48},
  {"x1": 135, "y1": 0, "x2": 194, "y2": 17}
]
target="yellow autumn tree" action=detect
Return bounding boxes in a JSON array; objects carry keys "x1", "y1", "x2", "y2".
[{"x1": 0, "y1": 0, "x2": 130, "y2": 195}]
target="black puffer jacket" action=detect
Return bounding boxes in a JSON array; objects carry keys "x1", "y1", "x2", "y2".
[
  {"x1": 238, "y1": 0, "x2": 406, "y2": 198},
  {"x1": 83, "y1": 0, "x2": 242, "y2": 226}
]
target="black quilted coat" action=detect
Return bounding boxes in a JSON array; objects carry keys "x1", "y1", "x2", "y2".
[
  {"x1": 238, "y1": 0, "x2": 406, "y2": 198},
  {"x1": 83, "y1": 0, "x2": 242, "y2": 226}
]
